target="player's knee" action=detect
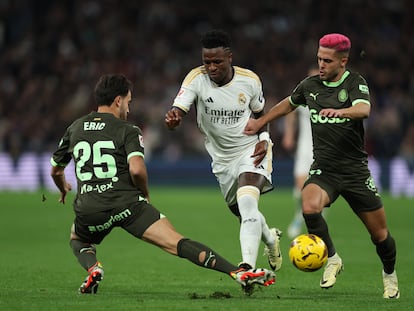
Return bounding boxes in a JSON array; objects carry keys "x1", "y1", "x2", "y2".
[
  {"x1": 371, "y1": 228, "x2": 390, "y2": 244},
  {"x1": 155, "y1": 237, "x2": 179, "y2": 256},
  {"x1": 302, "y1": 198, "x2": 324, "y2": 214}
]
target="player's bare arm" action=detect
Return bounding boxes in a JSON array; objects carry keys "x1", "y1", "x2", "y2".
[
  {"x1": 129, "y1": 155, "x2": 150, "y2": 202},
  {"x1": 244, "y1": 97, "x2": 294, "y2": 135},
  {"x1": 250, "y1": 110, "x2": 270, "y2": 167},
  {"x1": 250, "y1": 141, "x2": 268, "y2": 167},
  {"x1": 165, "y1": 107, "x2": 185, "y2": 130},
  {"x1": 319, "y1": 102, "x2": 370, "y2": 119},
  {"x1": 50, "y1": 165, "x2": 72, "y2": 204}
]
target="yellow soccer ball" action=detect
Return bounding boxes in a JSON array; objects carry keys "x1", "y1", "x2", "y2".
[{"x1": 289, "y1": 234, "x2": 328, "y2": 272}]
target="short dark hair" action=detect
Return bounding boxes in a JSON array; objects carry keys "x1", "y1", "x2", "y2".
[
  {"x1": 201, "y1": 29, "x2": 231, "y2": 49},
  {"x1": 94, "y1": 74, "x2": 132, "y2": 106}
]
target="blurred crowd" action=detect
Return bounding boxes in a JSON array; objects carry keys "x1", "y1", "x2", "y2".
[{"x1": 0, "y1": 0, "x2": 413, "y2": 165}]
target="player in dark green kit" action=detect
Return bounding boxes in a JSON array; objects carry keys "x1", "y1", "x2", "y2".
[
  {"x1": 50, "y1": 74, "x2": 275, "y2": 294},
  {"x1": 244, "y1": 33, "x2": 399, "y2": 299}
]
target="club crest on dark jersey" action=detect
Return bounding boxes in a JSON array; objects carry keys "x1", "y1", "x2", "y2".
[{"x1": 338, "y1": 89, "x2": 348, "y2": 102}]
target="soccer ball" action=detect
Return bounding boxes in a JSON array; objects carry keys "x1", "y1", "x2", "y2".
[{"x1": 288, "y1": 234, "x2": 328, "y2": 272}]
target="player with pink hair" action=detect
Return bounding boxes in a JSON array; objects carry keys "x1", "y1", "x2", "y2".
[{"x1": 244, "y1": 33, "x2": 399, "y2": 299}]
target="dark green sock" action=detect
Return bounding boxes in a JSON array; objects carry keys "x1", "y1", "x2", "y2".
[
  {"x1": 70, "y1": 239, "x2": 98, "y2": 271},
  {"x1": 303, "y1": 212, "x2": 336, "y2": 257},
  {"x1": 373, "y1": 232, "x2": 396, "y2": 274},
  {"x1": 177, "y1": 238, "x2": 238, "y2": 275}
]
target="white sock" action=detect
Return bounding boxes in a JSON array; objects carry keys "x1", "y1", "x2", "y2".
[
  {"x1": 259, "y1": 212, "x2": 275, "y2": 247},
  {"x1": 237, "y1": 186, "x2": 262, "y2": 268}
]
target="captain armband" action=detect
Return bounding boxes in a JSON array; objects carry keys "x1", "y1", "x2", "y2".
[{"x1": 258, "y1": 131, "x2": 270, "y2": 142}]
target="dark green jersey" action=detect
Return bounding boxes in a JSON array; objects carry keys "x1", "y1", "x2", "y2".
[
  {"x1": 290, "y1": 71, "x2": 370, "y2": 173},
  {"x1": 51, "y1": 112, "x2": 145, "y2": 214}
]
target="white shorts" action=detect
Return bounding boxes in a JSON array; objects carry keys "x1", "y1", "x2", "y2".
[{"x1": 212, "y1": 142, "x2": 273, "y2": 206}]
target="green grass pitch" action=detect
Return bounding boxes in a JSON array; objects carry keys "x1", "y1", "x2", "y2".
[{"x1": 0, "y1": 187, "x2": 412, "y2": 310}]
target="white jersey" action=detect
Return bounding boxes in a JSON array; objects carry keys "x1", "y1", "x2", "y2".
[
  {"x1": 172, "y1": 65, "x2": 265, "y2": 163},
  {"x1": 294, "y1": 106, "x2": 314, "y2": 176}
]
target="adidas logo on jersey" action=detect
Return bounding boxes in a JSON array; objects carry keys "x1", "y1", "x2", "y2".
[{"x1": 205, "y1": 97, "x2": 214, "y2": 103}]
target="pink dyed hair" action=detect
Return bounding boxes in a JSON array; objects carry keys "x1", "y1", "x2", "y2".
[{"x1": 319, "y1": 33, "x2": 351, "y2": 51}]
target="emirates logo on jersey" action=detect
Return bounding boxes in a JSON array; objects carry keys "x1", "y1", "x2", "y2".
[{"x1": 238, "y1": 93, "x2": 246, "y2": 105}]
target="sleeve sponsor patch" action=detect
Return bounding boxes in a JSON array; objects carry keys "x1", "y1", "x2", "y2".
[
  {"x1": 139, "y1": 135, "x2": 144, "y2": 148},
  {"x1": 359, "y1": 84, "x2": 369, "y2": 94}
]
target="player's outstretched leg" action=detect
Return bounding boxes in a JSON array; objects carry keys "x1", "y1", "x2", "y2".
[
  {"x1": 79, "y1": 262, "x2": 104, "y2": 294},
  {"x1": 176, "y1": 238, "x2": 275, "y2": 296}
]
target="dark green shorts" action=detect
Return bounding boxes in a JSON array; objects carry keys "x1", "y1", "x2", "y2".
[
  {"x1": 74, "y1": 201, "x2": 161, "y2": 244},
  {"x1": 304, "y1": 165, "x2": 383, "y2": 213}
]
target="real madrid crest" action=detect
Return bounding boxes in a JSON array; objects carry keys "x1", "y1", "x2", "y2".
[{"x1": 238, "y1": 93, "x2": 246, "y2": 105}]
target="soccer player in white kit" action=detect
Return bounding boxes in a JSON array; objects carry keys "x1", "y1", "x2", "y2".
[{"x1": 165, "y1": 30, "x2": 282, "y2": 294}]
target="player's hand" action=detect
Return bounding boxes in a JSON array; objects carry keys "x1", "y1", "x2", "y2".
[
  {"x1": 319, "y1": 108, "x2": 342, "y2": 118},
  {"x1": 251, "y1": 140, "x2": 268, "y2": 167},
  {"x1": 59, "y1": 182, "x2": 72, "y2": 204},
  {"x1": 165, "y1": 108, "x2": 182, "y2": 130},
  {"x1": 244, "y1": 118, "x2": 262, "y2": 135}
]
